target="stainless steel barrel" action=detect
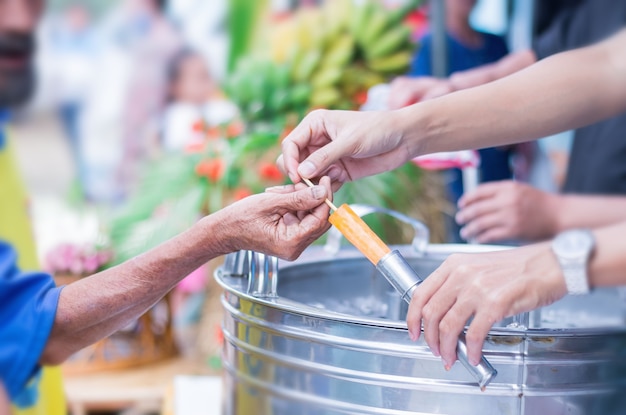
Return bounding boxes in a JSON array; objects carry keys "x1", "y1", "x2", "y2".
[{"x1": 215, "y1": 209, "x2": 626, "y2": 415}]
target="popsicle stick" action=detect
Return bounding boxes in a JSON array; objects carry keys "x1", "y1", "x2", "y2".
[{"x1": 301, "y1": 178, "x2": 338, "y2": 211}]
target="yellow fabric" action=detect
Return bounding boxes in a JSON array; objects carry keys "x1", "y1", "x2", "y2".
[{"x1": 0, "y1": 134, "x2": 66, "y2": 415}]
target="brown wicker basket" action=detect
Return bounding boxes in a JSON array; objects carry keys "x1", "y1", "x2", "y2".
[{"x1": 54, "y1": 274, "x2": 178, "y2": 376}]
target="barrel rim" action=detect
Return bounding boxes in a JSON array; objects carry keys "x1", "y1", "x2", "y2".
[{"x1": 216, "y1": 244, "x2": 626, "y2": 337}]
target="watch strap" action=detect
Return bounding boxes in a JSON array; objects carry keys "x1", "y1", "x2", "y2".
[{"x1": 562, "y1": 263, "x2": 590, "y2": 295}]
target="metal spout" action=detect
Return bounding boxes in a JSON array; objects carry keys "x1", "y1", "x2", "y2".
[
  {"x1": 247, "y1": 252, "x2": 279, "y2": 298},
  {"x1": 376, "y1": 250, "x2": 497, "y2": 389},
  {"x1": 223, "y1": 250, "x2": 250, "y2": 276}
]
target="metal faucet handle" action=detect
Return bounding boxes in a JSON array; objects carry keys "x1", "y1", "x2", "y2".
[{"x1": 223, "y1": 250, "x2": 250, "y2": 276}]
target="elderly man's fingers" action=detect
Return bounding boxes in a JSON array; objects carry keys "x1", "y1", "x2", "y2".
[
  {"x1": 275, "y1": 185, "x2": 327, "y2": 212},
  {"x1": 282, "y1": 212, "x2": 300, "y2": 227},
  {"x1": 265, "y1": 184, "x2": 297, "y2": 194},
  {"x1": 318, "y1": 176, "x2": 333, "y2": 201}
]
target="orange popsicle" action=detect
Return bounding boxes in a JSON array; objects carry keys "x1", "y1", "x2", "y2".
[{"x1": 329, "y1": 204, "x2": 391, "y2": 265}]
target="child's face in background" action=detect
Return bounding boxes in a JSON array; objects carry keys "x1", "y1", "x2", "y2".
[
  {"x1": 445, "y1": 0, "x2": 477, "y2": 21},
  {"x1": 171, "y1": 54, "x2": 214, "y2": 105}
]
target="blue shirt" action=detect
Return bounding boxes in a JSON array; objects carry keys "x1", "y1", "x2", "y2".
[
  {"x1": 0, "y1": 242, "x2": 61, "y2": 401},
  {"x1": 409, "y1": 32, "x2": 508, "y2": 77},
  {"x1": 0, "y1": 110, "x2": 9, "y2": 150}
]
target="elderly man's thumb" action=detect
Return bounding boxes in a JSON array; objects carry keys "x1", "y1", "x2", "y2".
[{"x1": 281, "y1": 185, "x2": 327, "y2": 211}]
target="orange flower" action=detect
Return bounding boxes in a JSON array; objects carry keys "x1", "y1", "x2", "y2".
[
  {"x1": 233, "y1": 187, "x2": 253, "y2": 201},
  {"x1": 206, "y1": 126, "x2": 221, "y2": 140},
  {"x1": 354, "y1": 90, "x2": 368, "y2": 106},
  {"x1": 259, "y1": 162, "x2": 284, "y2": 182},
  {"x1": 225, "y1": 121, "x2": 244, "y2": 138},
  {"x1": 195, "y1": 159, "x2": 225, "y2": 182},
  {"x1": 192, "y1": 119, "x2": 205, "y2": 133},
  {"x1": 214, "y1": 324, "x2": 224, "y2": 345}
]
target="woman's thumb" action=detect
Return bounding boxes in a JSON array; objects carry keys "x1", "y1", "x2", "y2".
[{"x1": 297, "y1": 140, "x2": 349, "y2": 179}]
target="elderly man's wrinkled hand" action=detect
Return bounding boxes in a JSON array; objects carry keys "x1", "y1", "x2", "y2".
[
  {"x1": 406, "y1": 243, "x2": 566, "y2": 369},
  {"x1": 214, "y1": 177, "x2": 333, "y2": 261}
]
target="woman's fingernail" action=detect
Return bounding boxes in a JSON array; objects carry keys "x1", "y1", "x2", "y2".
[
  {"x1": 455, "y1": 213, "x2": 464, "y2": 225},
  {"x1": 298, "y1": 161, "x2": 316, "y2": 177},
  {"x1": 408, "y1": 330, "x2": 416, "y2": 341}
]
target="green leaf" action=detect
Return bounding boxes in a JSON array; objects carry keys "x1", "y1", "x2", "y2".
[{"x1": 227, "y1": 0, "x2": 269, "y2": 72}]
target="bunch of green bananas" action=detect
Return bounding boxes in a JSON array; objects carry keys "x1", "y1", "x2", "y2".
[
  {"x1": 288, "y1": 0, "x2": 420, "y2": 109},
  {"x1": 224, "y1": 55, "x2": 311, "y2": 122},
  {"x1": 228, "y1": 0, "x2": 420, "y2": 114},
  {"x1": 351, "y1": 0, "x2": 420, "y2": 74}
]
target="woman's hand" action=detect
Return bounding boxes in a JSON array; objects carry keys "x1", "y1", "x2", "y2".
[
  {"x1": 212, "y1": 177, "x2": 333, "y2": 260},
  {"x1": 388, "y1": 76, "x2": 453, "y2": 109},
  {"x1": 456, "y1": 181, "x2": 560, "y2": 243},
  {"x1": 406, "y1": 243, "x2": 567, "y2": 369},
  {"x1": 278, "y1": 109, "x2": 411, "y2": 189}
]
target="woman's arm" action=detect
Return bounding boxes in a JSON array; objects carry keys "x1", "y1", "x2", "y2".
[
  {"x1": 447, "y1": 49, "x2": 537, "y2": 91},
  {"x1": 406, "y1": 29, "x2": 626, "y2": 156}
]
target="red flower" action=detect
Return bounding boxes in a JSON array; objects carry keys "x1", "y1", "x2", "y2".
[
  {"x1": 259, "y1": 162, "x2": 284, "y2": 182},
  {"x1": 206, "y1": 127, "x2": 221, "y2": 140},
  {"x1": 214, "y1": 324, "x2": 224, "y2": 345},
  {"x1": 233, "y1": 187, "x2": 253, "y2": 201},
  {"x1": 195, "y1": 159, "x2": 225, "y2": 182},
  {"x1": 354, "y1": 90, "x2": 368, "y2": 106},
  {"x1": 192, "y1": 119, "x2": 205, "y2": 133},
  {"x1": 225, "y1": 121, "x2": 244, "y2": 139}
]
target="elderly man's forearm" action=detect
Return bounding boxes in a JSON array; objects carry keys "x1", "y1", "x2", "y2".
[{"x1": 40, "y1": 214, "x2": 230, "y2": 365}]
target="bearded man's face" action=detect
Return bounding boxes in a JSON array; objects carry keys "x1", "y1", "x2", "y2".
[{"x1": 0, "y1": 0, "x2": 44, "y2": 107}]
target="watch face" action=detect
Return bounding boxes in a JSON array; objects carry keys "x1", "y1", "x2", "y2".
[{"x1": 553, "y1": 229, "x2": 594, "y2": 260}]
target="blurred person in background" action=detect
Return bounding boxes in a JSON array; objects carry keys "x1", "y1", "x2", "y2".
[
  {"x1": 388, "y1": 0, "x2": 532, "y2": 241},
  {"x1": 76, "y1": 0, "x2": 182, "y2": 203},
  {"x1": 389, "y1": 0, "x2": 626, "y2": 245},
  {"x1": 0, "y1": 0, "x2": 333, "y2": 412},
  {"x1": 117, "y1": 0, "x2": 182, "y2": 196},
  {"x1": 48, "y1": 2, "x2": 97, "y2": 191},
  {"x1": 162, "y1": 49, "x2": 237, "y2": 152}
]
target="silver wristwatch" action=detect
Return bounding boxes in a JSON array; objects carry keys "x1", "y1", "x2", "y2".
[{"x1": 551, "y1": 229, "x2": 595, "y2": 295}]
